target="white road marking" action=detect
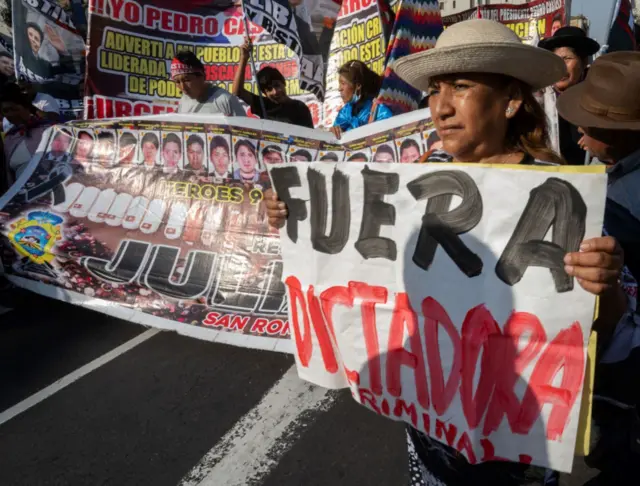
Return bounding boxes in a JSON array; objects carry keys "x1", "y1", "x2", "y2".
[
  {"x1": 180, "y1": 364, "x2": 337, "y2": 486},
  {"x1": 0, "y1": 328, "x2": 160, "y2": 426}
]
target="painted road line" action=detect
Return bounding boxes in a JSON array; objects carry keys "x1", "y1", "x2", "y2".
[
  {"x1": 0, "y1": 328, "x2": 161, "y2": 426},
  {"x1": 180, "y1": 364, "x2": 337, "y2": 486}
]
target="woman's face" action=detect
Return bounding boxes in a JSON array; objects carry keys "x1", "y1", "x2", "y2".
[
  {"x1": 553, "y1": 47, "x2": 583, "y2": 93},
  {"x1": 76, "y1": 134, "x2": 93, "y2": 159},
  {"x1": 142, "y1": 141, "x2": 158, "y2": 164},
  {"x1": 428, "y1": 73, "x2": 513, "y2": 162},
  {"x1": 163, "y1": 141, "x2": 181, "y2": 167},
  {"x1": 27, "y1": 27, "x2": 42, "y2": 54},
  {"x1": 1, "y1": 101, "x2": 31, "y2": 125},
  {"x1": 0, "y1": 56, "x2": 13, "y2": 77},
  {"x1": 338, "y1": 75, "x2": 356, "y2": 103},
  {"x1": 237, "y1": 145, "x2": 257, "y2": 173},
  {"x1": 211, "y1": 146, "x2": 230, "y2": 174}
]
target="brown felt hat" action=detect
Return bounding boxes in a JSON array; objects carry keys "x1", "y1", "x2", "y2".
[{"x1": 557, "y1": 51, "x2": 640, "y2": 130}]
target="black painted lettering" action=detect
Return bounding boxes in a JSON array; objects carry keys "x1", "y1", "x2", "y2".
[
  {"x1": 407, "y1": 170, "x2": 483, "y2": 277},
  {"x1": 496, "y1": 178, "x2": 587, "y2": 292},
  {"x1": 308, "y1": 167, "x2": 350, "y2": 254},
  {"x1": 355, "y1": 165, "x2": 399, "y2": 260},
  {"x1": 82, "y1": 239, "x2": 149, "y2": 283}
]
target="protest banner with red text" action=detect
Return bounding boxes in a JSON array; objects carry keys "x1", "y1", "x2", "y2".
[
  {"x1": 443, "y1": 0, "x2": 568, "y2": 44},
  {"x1": 270, "y1": 157, "x2": 606, "y2": 472},
  {"x1": 84, "y1": 1, "x2": 323, "y2": 124}
]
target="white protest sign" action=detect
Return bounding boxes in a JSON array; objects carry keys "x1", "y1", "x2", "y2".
[{"x1": 270, "y1": 161, "x2": 607, "y2": 473}]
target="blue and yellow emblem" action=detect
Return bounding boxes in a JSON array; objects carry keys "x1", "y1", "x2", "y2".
[{"x1": 8, "y1": 212, "x2": 63, "y2": 265}]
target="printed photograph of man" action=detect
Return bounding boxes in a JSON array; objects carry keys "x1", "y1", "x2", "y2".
[
  {"x1": 23, "y1": 20, "x2": 73, "y2": 81},
  {"x1": 399, "y1": 138, "x2": 422, "y2": 163},
  {"x1": 372, "y1": 144, "x2": 395, "y2": 163},
  {"x1": 94, "y1": 131, "x2": 116, "y2": 167},
  {"x1": 289, "y1": 149, "x2": 313, "y2": 162},
  {"x1": 0, "y1": 52, "x2": 14, "y2": 78},
  {"x1": 233, "y1": 139, "x2": 261, "y2": 183},
  {"x1": 140, "y1": 132, "x2": 159, "y2": 168},
  {"x1": 262, "y1": 145, "x2": 285, "y2": 165},
  {"x1": 162, "y1": 133, "x2": 182, "y2": 174},
  {"x1": 347, "y1": 152, "x2": 367, "y2": 162},
  {"x1": 551, "y1": 14, "x2": 564, "y2": 37},
  {"x1": 184, "y1": 134, "x2": 206, "y2": 173},
  {"x1": 46, "y1": 129, "x2": 72, "y2": 161},
  {"x1": 72, "y1": 130, "x2": 93, "y2": 164},
  {"x1": 117, "y1": 132, "x2": 137, "y2": 166},
  {"x1": 320, "y1": 152, "x2": 339, "y2": 162},
  {"x1": 209, "y1": 135, "x2": 231, "y2": 179},
  {"x1": 427, "y1": 131, "x2": 443, "y2": 152}
]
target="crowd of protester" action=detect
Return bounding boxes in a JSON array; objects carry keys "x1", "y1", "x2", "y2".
[{"x1": 0, "y1": 16, "x2": 639, "y2": 486}]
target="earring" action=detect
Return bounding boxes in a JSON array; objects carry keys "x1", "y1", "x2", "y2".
[{"x1": 506, "y1": 107, "x2": 515, "y2": 116}]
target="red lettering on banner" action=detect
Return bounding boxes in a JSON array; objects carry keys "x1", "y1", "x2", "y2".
[
  {"x1": 229, "y1": 315, "x2": 249, "y2": 331},
  {"x1": 358, "y1": 387, "x2": 381, "y2": 414},
  {"x1": 338, "y1": 0, "x2": 374, "y2": 17},
  {"x1": 435, "y1": 419, "x2": 458, "y2": 447},
  {"x1": 423, "y1": 297, "x2": 462, "y2": 416},
  {"x1": 109, "y1": 0, "x2": 125, "y2": 19},
  {"x1": 250, "y1": 317, "x2": 268, "y2": 333},
  {"x1": 307, "y1": 286, "x2": 339, "y2": 373},
  {"x1": 393, "y1": 398, "x2": 418, "y2": 428},
  {"x1": 456, "y1": 432, "x2": 477, "y2": 464},
  {"x1": 202, "y1": 312, "x2": 221, "y2": 327},
  {"x1": 386, "y1": 292, "x2": 429, "y2": 410},
  {"x1": 285, "y1": 275, "x2": 313, "y2": 366}
]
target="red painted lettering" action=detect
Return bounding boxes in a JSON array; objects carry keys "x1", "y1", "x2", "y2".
[
  {"x1": 456, "y1": 431, "x2": 477, "y2": 464},
  {"x1": 358, "y1": 388, "x2": 380, "y2": 414},
  {"x1": 229, "y1": 315, "x2": 249, "y2": 331},
  {"x1": 393, "y1": 398, "x2": 418, "y2": 428},
  {"x1": 250, "y1": 318, "x2": 268, "y2": 334},
  {"x1": 307, "y1": 285, "x2": 339, "y2": 373},
  {"x1": 435, "y1": 419, "x2": 458, "y2": 447},
  {"x1": 202, "y1": 312, "x2": 220, "y2": 327},
  {"x1": 285, "y1": 276, "x2": 312, "y2": 367}
]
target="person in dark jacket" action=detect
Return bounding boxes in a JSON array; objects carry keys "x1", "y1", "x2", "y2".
[{"x1": 539, "y1": 26, "x2": 600, "y2": 165}]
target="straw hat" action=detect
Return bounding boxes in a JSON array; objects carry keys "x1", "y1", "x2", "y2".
[
  {"x1": 557, "y1": 52, "x2": 640, "y2": 130},
  {"x1": 394, "y1": 19, "x2": 566, "y2": 92}
]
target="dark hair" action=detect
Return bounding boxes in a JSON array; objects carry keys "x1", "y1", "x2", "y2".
[
  {"x1": 320, "y1": 152, "x2": 339, "y2": 161},
  {"x1": 141, "y1": 132, "x2": 159, "y2": 148},
  {"x1": 26, "y1": 23, "x2": 44, "y2": 44},
  {"x1": 0, "y1": 52, "x2": 11, "y2": 60},
  {"x1": 54, "y1": 128, "x2": 73, "y2": 140},
  {"x1": 338, "y1": 61, "x2": 382, "y2": 101},
  {"x1": 0, "y1": 82, "x2": 33, "y2": 110},
  {"x1": 186, "y1": 134, "x2": 204, "y2": 150},
  {"x1": 174, "y1": 51, "x2": 205, "y2": 76},
  {"x1": 290, "y1": 149, "x2": 312, "y2": 161},
  {"x1": 427, "y1": 130, "x2": 441, "y2": 148},
  {"x1": 347, "y1": 152, "x2": 367, "y2": 161},
  {"x1": 210, "y1": 135, "x2": 229, "y2": 154},
  {"x1": 163, "y1": 133, "x2": 182, "y2": 150},
  {"x1": 257, "y1": 67, "x2": 286, "y2": 93},
  {"x1": 119, "y1": 132, "x2": 137, "y2": 146},
  {"x1": 77, "y1": 130, "x2": 93, "y2": 140},
  {"x1": 375, "y1": 144, "x2": 395, "y2": 158},
  {"x1": 552, "y1": 13, "x2": 563, "y2": 25},
  {"x1": 234, "y1": 139, "x2": 256, "y2": 158},
  {"x1": 262, "y1": 144, "x2": 283, "y2": 157},
  {"x1": 506, "y1": 78, "x2": 564, "y2": 164},
  {"x1": 400, "y1": 138, "x2": 421, "y2": 154},
  {"x1": 97, "y1": 131, "x2": 115, "y2": 142}
]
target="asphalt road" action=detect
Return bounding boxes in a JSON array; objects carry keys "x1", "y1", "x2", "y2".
[{"x1": 0, "y1": 293, "x2": 598, "y2": 486}]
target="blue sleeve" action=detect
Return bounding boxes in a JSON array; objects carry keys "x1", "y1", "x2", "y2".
[
  {"x1": 333, "y1": 104, "x2": 353, "y2": 131},
  {"x1": 374, "y1": 104, "x2": 394, "y2": 122}
]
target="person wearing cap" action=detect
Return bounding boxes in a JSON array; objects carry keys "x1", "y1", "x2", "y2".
[
  {"x1": 538, "y1": 27, "x2": 601, "y2": 165},
  {"x1": 557, "y1": 52, "x2": 640, "y2": 486},
  {"x1": 172, "y1": 51, "x2": 246, "y2": 117},
  {"x1": 2, "y1": 78, "x2": 60, "y2": 133},
  {"x1": 264, "y1": 19, "x2": 628, "y2": 486}
]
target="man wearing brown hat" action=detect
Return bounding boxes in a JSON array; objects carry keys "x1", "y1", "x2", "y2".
[{"x1": 558, "y1": 51, "x2": 640, "y2": 486}]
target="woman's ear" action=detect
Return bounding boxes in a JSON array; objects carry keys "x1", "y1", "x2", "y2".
[{"x1": 505, "y1": 83, "x2": 524, "y2": 119}]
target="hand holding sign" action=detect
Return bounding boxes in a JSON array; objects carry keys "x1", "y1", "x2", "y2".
[
  {"x1": 264, "y1": 188, "x2": 287, "y2": 228},
  {"x1": 565, "y1": 236, "x2": 624, "y2": 295}
]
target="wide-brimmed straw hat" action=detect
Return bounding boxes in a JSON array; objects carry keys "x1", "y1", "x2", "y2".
[
  {"x1": 538, "y1": 26, "x2": 600, "y2": 58},
  {"x1": 394, "y1": 19, "x2": 566, "y2": 92},
  {"x1": 557, "y1": 52, "x2": 640, "y2": 130}
]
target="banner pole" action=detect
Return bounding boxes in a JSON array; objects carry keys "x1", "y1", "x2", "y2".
[{"x1": 242, "y1": 10, "x2": 268, "y2": 120}]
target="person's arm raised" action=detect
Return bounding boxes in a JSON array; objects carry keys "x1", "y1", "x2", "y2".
[{"x1": 232, "y1": 37, "x2": 255, "y2": 106}]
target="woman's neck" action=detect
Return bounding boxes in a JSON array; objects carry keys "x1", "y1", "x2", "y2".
[{"x1": 455, "y1": 150, "x2": 525, "y2": 165}]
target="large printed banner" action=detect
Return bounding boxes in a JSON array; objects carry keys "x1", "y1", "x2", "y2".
[
  {"x1": 270, "y1": 160, "x2": 606, "y2": 472},
  {"x1": 443, "y1": 0, "x2": 568, "y2": 43},
  {"x1": 0, "y1": 109, "x2": 441, "y2": 351},
  {"x1": 85, "y1": 0, "x2": 323, "y2": 124},
  {"x1": 12, "y1": 0, "x2": 86, "y2": 118}
]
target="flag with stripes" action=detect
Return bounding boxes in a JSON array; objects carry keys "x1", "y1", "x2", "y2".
[
  {"x1": 607, "y1": 0, "x2": 637, "y2": 52},
  {"x1": 370, "y1": 0, "x2": 444, "y2": 120}
]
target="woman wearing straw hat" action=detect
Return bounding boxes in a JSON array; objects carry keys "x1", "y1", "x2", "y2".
[
  {"x1": 265, "y1": 19, "x2": 628, "y2": 485},
  {"x1": 538, "y1": 27, "x2": 601, "y2": 165}
]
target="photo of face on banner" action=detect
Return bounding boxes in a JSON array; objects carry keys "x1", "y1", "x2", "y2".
[
  {"x1": 371, "y1": 143, "x2": 397, "y2": 163},
  {"x1": 232, "y1": 138, "x2": 262, "y2": 183},
  {"x1": 93, "y1": 130, "x2": 117, "y2": 168},
  {"x1": 0, "y1": 51, "x2": 13, "y2": 78},
  {"x1": 318, "y1": 150, "x2": 344, "y2": 162},
  {"x1": 260, "y1": 142, "x2": 287, "y2": 166},
  {"x1": 184, "y1": 133, "x2": 207, "y2": 174},
  {"x1": 396, "y1": 135, "x2": 424, "y2": 163},
  {"x1": 117, "y1": 130, "x2": 138, "y2": 166},
  {"x1": 345, "y1": 148, "x2": 371, "y2": 162},
  {"x1": 46, "y1": 128, "x2": 73, "y2": 162},
  {"x1": 161, "y1": 132, "x2": 184, "y2": 174},
  {"x1": 288, "y1": 146, "x2": 317, "y2": 162},
  {"x1": 72, "y1": 129, "x2": 94, "y2": 165},
  {"x1": 426, "y1": 130, "x2": 444, "y2": 152},
  {"x1": 139, "y1": 131, "x2": 160, "y2": 168},
  {"x1": 208, "y1": 134, "x2": 231, "y2": 179}
]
